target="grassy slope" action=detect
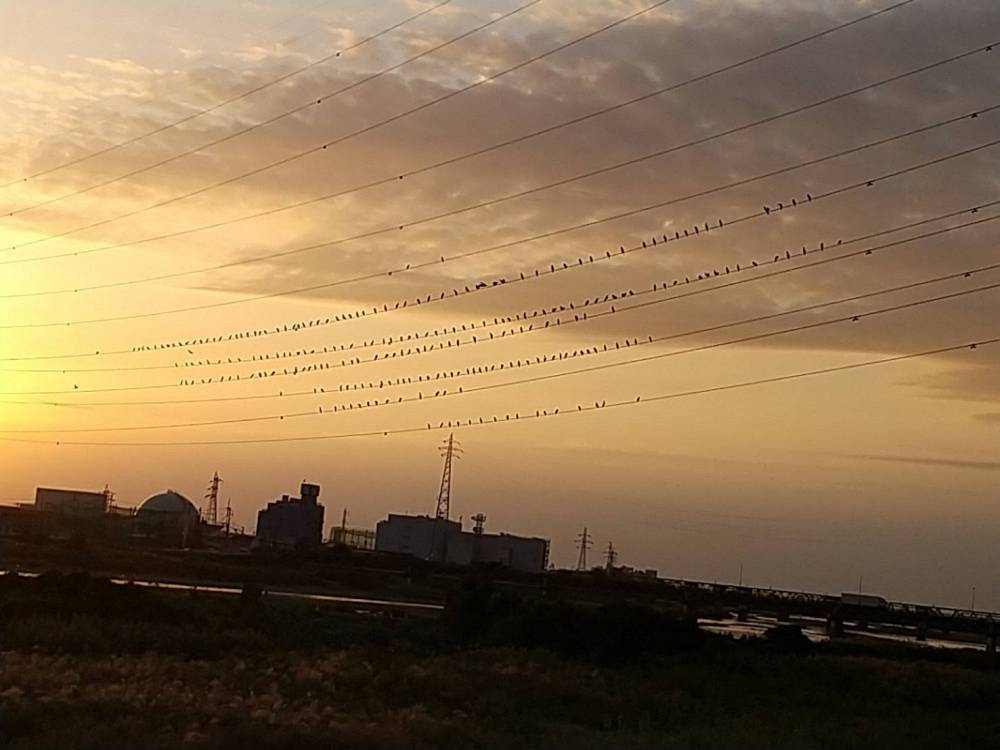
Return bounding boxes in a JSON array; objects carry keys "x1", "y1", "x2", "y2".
[{"x1": 1, "y1": 574, "x2": 998, "y2": 750}]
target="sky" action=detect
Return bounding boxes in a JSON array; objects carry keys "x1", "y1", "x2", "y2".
[{"x1": 0, "y1": 0, "x2": 998, "y2": 609}]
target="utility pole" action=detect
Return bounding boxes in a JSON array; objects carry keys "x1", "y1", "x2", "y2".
[
  {"x1": 971, "y1": 586, "x2": 977, "y2": 611},
  {"x1": 223, "y1": 498, "x2": 232, "y2": 536},
  {"x1": 575, "y1": 527, "x2": 592, "y2": 571},
  {"x1": 739, "y1": 563, "x2": 744, "y2": 587},
  {"x1": 204, "y1": 472, "x2": 222, "y2": 525}
]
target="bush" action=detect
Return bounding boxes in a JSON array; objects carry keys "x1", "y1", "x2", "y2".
[{"x1": 444, "y1": 574, "x2": 706, "y2": 663}]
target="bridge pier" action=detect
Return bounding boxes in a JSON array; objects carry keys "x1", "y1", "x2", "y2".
[
  {"x1": 915, "y1": 620, "x2": 928, "y2": 642},
  {"x1": 986, "y1": 623, "x2": 997, "y2": 656},
  {"x1": 777, "y1": 607, "x2": 792, "y2": 624},
  {"x1": 735, "y1": 608, "x2": 749, "y2": 623},
  {"x1": 856, "y1": 619, "x2": 868, "y2": 632},
  {"x1": 826, "y1": 615, "x2": 843, "y2": 638}
]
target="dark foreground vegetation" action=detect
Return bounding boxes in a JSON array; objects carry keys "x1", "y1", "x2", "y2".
[{"x1": 2, "y1": 571, "x2": 999, "y2": 750}]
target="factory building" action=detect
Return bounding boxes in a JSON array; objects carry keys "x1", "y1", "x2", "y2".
[
  {"x1": 375, "y1": 514, "x2": 460, "y2": 561},
  {"x1": 255, "y1": 482, "x2": 325, "y2": 549},
  {"x1": 375, "y1": 514, "x2": 549, "y2": 573},
  {"x1": 34, "y1": 487, "x2": 109, "y2": 518}
]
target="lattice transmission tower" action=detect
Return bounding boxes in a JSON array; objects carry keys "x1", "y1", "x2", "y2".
[
  {"x1": 434, "y1": 433, "x2": 462, "y2": 520},
  {"x1": 604, "y1": 541, "x2": 618, "y2": 569},
  {"x1": 575, "y1": 527, "x2": 593, "y2": 571},
  {"x1": 204, "y1": 471, "x2": 222, "y2": 525}
]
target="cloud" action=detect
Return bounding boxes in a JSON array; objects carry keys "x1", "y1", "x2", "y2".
[
  {"x1": 5, "y1": 1, "x2": 1000, "y2": 609},
  {"x1": 3, "y1": 0, "x2": 1000, "y2": 406},
  {"x1": 82, "y1": 56, "x2": 158, "y2": 77},
  {"x1": 846, "y1": 453, "x2": 1000, "y2": 472}
]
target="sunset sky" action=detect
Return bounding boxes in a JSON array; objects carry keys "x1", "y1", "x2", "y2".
[{"x1": 0, "y1": 0, "x2": 998, "y2": 608}]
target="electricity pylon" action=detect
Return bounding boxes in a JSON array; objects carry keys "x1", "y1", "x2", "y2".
[
  {"x1": 204, "y1": 472, "x2": 222, "y2": 525},
  {"x1": 575, "y1": 527, "x2": 593, "y2": 571},
  {"x1": 434, "y1": 433, "x2": 462, "y2": 520}
]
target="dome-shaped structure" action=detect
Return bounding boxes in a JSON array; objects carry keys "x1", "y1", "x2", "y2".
[
  {"x1": 135, "y1": 490, "x2": 200, "y2": 546},
  {"x1": 139, "y1": 490, "x2": 198, "y2": 517}
]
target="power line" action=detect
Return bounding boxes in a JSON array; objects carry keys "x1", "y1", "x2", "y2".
[
  {"x1": 2, "y1": 0, "x2": 919, "y2": 257},
  {"x1": 0, "y1": 0, "x2": 453, "y2": 190},
  {"x1": 6, "y1": 212, "x2": 999, "y2": 378},
  {"x1": 6, "y1": 59, "x2": 990, "y2": 306},
  {"x1": 0, "y1": 336, "x2": 992, "y2": 446},
  {"x1": 0, "y1": 114, "x2": 1000, "y2": 334},
  {"x1": 7, "y1": 138, "x2": 995, "y2": 365},
  {"x1": 3, "y1": 0, "x2": 347, "y2": 148},
  {"x1": 4, "y1": 193, "x2": 997, "y2": 390},
  {"x1": 4, "y1": 118, "x2": 997, "y2": 330},
  {"x1": 0, "y1": 0, "x2": 525, "y2": 208},
  {"x1": 4, "y1": 270, "x2": 997, "y2": 432},
  {"x1": 2, "y1": 0, "x2": 671, "y2": 220}
]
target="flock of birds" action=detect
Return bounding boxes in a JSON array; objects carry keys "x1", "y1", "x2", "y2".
[{"x1": 107, "y1": 190, "x2": 831, "y2": 363}]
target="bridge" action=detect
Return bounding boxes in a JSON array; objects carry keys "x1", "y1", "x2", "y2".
[
  {"x1": 539, "y1": 570, "x2": 1000, "y2": 651},
  {"x1": 655, "y1": 576, "x2": 1000, "y2": 649}
]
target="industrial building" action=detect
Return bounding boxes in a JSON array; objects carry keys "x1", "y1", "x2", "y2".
[
  {"x1": 373, "y1": 434, "x2": 549, "y2": 573},
  {"x1": 0, "y1": 486, "x2": 135, "y2": 541},
  {"x1": 375, "y1": 514, "x2": 549, "y2": 573},
  {"x1": 255, "y1": 482, "x2": 325, "y2": 549},
  {"x1": 34, "y1": 487, "x2": 110, "y2": 517}
]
